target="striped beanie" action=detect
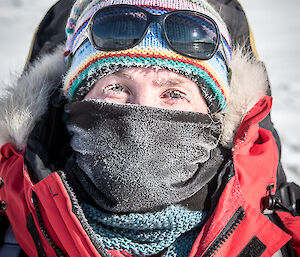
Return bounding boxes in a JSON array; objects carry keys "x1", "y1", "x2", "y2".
[{"x1": 63, "y1": 0, "x2": 232, "y2": 112}]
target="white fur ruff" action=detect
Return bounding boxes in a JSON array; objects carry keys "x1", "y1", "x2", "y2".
[{"x1": 0, "y1": 45, "x2": 66, "y2": 150}]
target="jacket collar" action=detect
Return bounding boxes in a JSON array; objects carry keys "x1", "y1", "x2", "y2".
[{"x1": 190, "y1": 96, "x2": 290, "y2": 256}]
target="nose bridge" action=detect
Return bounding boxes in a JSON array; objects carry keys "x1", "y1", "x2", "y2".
[
  {"x1": 134, "y1": 86, "x2": 153, "y2": 107},
  {"x1": 130, "y1": 73, "x2": 158, "y2": 107}
]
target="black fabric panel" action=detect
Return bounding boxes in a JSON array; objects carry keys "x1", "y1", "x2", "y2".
[
  {"x1": 0, "y1": 225, "x2": 22, "y2": 257},
  {"x1": 24, "y1": 91, "x2": 72, "y2": 183},
  {"x1": 267, "y1": 213, "x2": 296, "y2": 257},
  {"x1": 25, "y1": 0, "x2": 75, "y2": 67},
  {"x1": 237, "y1": 236, "x2": 266, "y2": 257},
  {"x1": 0, "y1": 245, "x2": 22, "y2": 257},
  {"x1": 279, "y1": 182, "x2": 300, "y2": 216},
  {"x1": 19, "y1": 250, "x2": 29, "y2": 257},
  {"x1": 207, "y1": 0, "x2": 252, "y2": 51},
  {"x1": 0, "y1": 214, "x2": 10, "y2": 247},
  {"x1": 26, "y1": 213, "x2": 47, "y2": 257},
  {"x1": 24, "y1": 146, "x2": 52, "y2": 183},
  {"x1": 0, "y1": 215, "x2": 28, "y2": 257}
]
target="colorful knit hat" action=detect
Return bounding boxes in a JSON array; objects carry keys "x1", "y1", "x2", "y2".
[{"x1": 63, "y1": 0, "x2": 232, "y2": 112}]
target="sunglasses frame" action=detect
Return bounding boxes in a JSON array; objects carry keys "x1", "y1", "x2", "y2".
[{"x1": 71, "y1": 4, "x2": 228, "y2": 69}]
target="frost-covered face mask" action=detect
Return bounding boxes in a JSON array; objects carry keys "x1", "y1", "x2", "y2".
[{"x1": 65, "y1": 100, "x2": 223, "y2": 213}]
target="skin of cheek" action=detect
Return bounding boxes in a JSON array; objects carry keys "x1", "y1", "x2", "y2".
[{"x1": 84, "y1": 68, "x2": 208, "y2": 114}]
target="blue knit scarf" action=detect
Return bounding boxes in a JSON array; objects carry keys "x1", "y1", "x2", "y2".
[{"x1": 81, "y1": 203, "x2": 206, "y2": 257}]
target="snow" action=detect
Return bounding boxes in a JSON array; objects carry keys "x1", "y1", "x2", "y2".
[
  {"x1": 0, "y1": 0, "x2": 299, "y2": 183},
  {"x1": 0, "y1": 0, "x2": 58, "y2": 81}
]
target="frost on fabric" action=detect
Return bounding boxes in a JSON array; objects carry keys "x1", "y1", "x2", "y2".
[{"x1": 65, "y1": 100, "x2": 224, "y2": 212}]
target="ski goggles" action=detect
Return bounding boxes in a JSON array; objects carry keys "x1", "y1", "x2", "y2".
[{"x1": 72, "y1": 4, "x2": 228, "y2": 67}]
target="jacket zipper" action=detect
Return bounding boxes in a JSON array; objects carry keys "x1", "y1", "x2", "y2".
[
  {"x1": 32, "y1": 191, "x2": 66, "y2": 257},
  {"x1": 202, "y1": 206, "x2": 245, "y2": 257}
]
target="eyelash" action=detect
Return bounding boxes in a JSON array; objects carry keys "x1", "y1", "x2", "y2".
[
  {"x1": 103, "y1": 84, "x2": 129, "y2": 98},
  {"x1": 103, "y1": 84, "x2": 125, "y2": 93},
  {"x1": 103, "y1": 85, "x2": 189, "y2": 104},
  {"x1": 161, "y1": 89, "x2": 189, "y2": 103}
]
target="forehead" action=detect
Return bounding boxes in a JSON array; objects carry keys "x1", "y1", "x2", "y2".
[{"x1": 113, "y1": 67, "x2": 193, "y2": 84}]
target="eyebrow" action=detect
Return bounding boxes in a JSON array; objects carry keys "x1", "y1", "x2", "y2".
[
  {"x1": 154, "y1": 78, "x2": 184, "y2": 87},
  {"x1": 117, "y1": 70, "x2": 134, "y2": 80},
  {"x1": 116, "y1": 70, "x2": 187, "y2": 87}
]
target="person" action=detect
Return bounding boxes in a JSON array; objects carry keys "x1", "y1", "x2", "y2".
[{"x1": 0, "y1": 0, "x2": 299, "y2": 256}]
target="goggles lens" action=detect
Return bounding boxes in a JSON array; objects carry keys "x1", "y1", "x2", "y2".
[
  {"x1": 88, "y1": 5, "x2": 220, "y2": 60},
  {"x1": 91, "y1": 6, "x2": 147, "y2": 51},
  {"x1": 164, "y1": 12, "x2": 218, "y2": 59}
]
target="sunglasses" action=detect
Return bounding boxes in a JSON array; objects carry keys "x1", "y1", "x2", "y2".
[{"x1": 71, "y1": 4, "x2": 228, "y2": 68}]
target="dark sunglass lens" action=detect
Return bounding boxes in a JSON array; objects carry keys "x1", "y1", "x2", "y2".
[
  {"x1": 91, "y1": 6, "x2": 147, "y2": 50},
  {"x1": 165, "y1": 12, "x2": 218, "y2": 59}
]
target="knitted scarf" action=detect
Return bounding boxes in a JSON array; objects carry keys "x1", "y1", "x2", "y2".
[{"x1": 81, "y1": 202, "x2": 206, "y2": 257}]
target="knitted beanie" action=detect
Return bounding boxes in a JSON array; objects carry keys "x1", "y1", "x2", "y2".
[{"x1": 63, "y1": 0, "x2": 232, "y2": 112}]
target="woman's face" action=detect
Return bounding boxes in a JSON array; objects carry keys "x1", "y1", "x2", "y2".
[{"x1": 84, "y1": 67, "x2": 208, "y2": 113}]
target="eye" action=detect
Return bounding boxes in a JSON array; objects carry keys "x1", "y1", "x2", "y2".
[
  {"x1": 161, "y1": 89, "x2": 189, "y2": 103},
  {"x1": 103, "y1": 83, "x2": 131, "y2": 98},
  {"x1": 101, "y1": 83, "x2": 131, "y2": 103},
  {"x1": 103, "y1": 84, "x2": 126, "y2": 93}
]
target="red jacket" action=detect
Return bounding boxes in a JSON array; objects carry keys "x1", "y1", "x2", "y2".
[{"x1": 1, "y1": 95, "x2": 299, "y2": 257}]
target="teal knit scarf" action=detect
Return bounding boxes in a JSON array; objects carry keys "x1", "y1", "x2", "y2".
[{"x1": 81, "y1": 203, "x2": 206, "y2": 257}]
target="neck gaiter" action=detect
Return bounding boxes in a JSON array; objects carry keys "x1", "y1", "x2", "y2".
[
  {"x1": 65, "y1": 100, "x2": 223, "y2": 213},
  {"x1": 81, "y1": 202, "x2": 206, "y2": 257}
]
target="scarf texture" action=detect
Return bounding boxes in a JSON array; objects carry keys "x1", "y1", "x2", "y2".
[
  {"x1": 81, "y1": 202, "x2": 206, "y2": 256},
  {"x1": 65, "y1": 100, "x2": 223, "y2": 213}
]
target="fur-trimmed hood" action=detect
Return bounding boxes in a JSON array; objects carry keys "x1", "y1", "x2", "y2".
[{"x1": 0, "y1": 45, "x2": 268, "y2": 151}]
